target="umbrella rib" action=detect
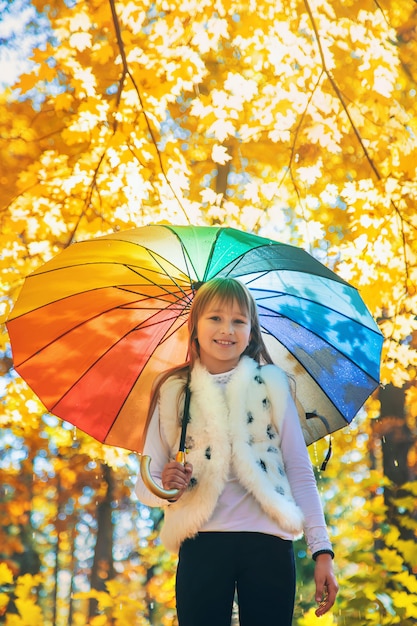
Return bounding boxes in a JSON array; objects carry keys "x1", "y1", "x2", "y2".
[
  {"x1": 13, "y1": 263, "x2": 193, "y2": 321},
  {"x1": 100, "y1": 255, "x2": 192, "y2": 301},
  {"x1": 115, "y1": 285, "x2": 192, "y2": 309},
  {"x1": 111, "y1": 228, "x2": 201, "y2": 292},
  {"x1": 11, "y1": 283, "x2": 188, "y2": 324},
  {"x1": 143, "y1": 251, "x2": 193, "y2": 303},
  {"x1": 111, "y1": 316, "x2": 190, "y2": 427},
  {"x1": 115, "y1": 228, "x2": 200, "y2": 295},
  {"x1": 261, "y1": 326, "x2": 374, "y2": 419},
  {"x1": 164, "y1": 226, "x2": 203, "y2": 283},
  {"x1": 31, "y1": 252, "x2": 190, "y2": 289},
  {"x1": 15, "y1": 295, "x2": 189, "y2": 368},
  {"x1": 135, "y1": 309, "x2": 189, "y2": 334},
  {"x1": 202, "y1": 228, "x2": 223, "y2": 282},
  {"x1": 219, "y1": 244, "x2": 351, "y2": 286},
  {"x1": 155, "y1": 313, "x2": 189, "y2": 345}
]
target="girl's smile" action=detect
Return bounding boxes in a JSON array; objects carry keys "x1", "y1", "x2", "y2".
[{"x1": 196, "y1": 298, "x2": 251, "y2": 374}]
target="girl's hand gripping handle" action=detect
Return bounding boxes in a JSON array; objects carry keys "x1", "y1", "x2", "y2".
[{"x1": 139, "y1": 451, "x2": 187, "y2": 500}]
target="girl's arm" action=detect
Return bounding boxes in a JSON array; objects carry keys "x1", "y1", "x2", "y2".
[
  {"x1": 280, "y1": 395, "x2": 333, "y2": 554},
  {"x1": 134, "y1": 404, "x2": 172, "y2": 507},
  {"x1": 280, "y1": 393, "x2": 338, "y2": 614}
]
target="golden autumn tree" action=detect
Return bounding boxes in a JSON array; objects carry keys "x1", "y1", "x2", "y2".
[
  {"x1": 1, "y1": 0, "x2": 417, "y2": 624},
  {"x1": 1, "y1": 0, "x2": 416, "y2": 381}
]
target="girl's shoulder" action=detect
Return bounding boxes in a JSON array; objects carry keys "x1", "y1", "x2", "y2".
[
  {"x1": 235, "y1": 357, "x2": 291, "y2": 393},
  {"x1": 258, "y1": 362, "x2": 291, "y2": 390},
  {"x1": 159, "y1": 368, "x2": 188, "y2": 394}
]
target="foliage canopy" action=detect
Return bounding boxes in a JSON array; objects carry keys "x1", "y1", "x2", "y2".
[{"x1": 1, "y1": 0, "x2": 417, "y2": 624}]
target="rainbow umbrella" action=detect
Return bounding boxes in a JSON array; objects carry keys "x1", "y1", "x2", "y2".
[{"x1": 7, "y1": 224, "x2": 383, "y2": 454}]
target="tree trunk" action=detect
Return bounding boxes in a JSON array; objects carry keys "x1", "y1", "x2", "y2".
[
  {"x1": 372, "y1": 384, "x2": 416, "y2": 573},
  {"x1": 373, "y1": 384, "x2": 412, "y2": 486},
  {"x1": 215, "y1": 145, "x2": 233, "y2": 197},
  {"x1": 89, "y1": 464, "x2": 115, "y2": 619}
]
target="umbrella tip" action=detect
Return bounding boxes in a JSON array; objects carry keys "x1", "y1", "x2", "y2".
[{"x1": 191, "y1": 281, "x2": 204, "y2": 293}]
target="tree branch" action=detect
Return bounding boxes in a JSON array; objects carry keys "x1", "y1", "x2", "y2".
[
  {"x1": 303, "y1": 0, "x2": 410, "y2": 284},
  {"x1": 108, "y1": 0, "x2": 191, "y2": 223}
]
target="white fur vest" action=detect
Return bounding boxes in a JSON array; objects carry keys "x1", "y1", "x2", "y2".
[{"x1": 159, "y1": 356, "x2": 304, "y2": 552}]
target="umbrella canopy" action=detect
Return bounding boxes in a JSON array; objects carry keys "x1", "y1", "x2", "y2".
[{"x1": 7, "y1": 224, "x2": 383, "y2": 452}]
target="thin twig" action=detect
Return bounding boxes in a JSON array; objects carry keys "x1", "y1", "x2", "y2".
[
  {"x1": 252, "y1": 70, "x2": 324, "y2": 234},
  {"x1": 373, "y1": 0, "x2": 417, "y2": 84},
  {"x1": 108, "y1": 0, "x2": 191, "y2": 223},
  {"x1": 303, "y1": 0, "x2": 410, "y2": 284}
]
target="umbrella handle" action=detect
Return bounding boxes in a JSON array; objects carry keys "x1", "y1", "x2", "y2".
[{"x1": 140, "y1": 455, "x2": 180, "y2": 500}]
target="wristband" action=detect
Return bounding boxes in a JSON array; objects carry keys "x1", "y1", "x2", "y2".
[{"x1": 312, "y1": 549, "x2": 334, "y2": 561}]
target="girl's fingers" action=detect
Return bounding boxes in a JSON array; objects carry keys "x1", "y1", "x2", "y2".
[{"x1": 162, "y1": 461, "x2": 193, "y2": 490}]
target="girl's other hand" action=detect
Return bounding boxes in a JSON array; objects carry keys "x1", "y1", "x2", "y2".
[{"x1": 314, "y1": 554, "x2": 338, "y2": 617}]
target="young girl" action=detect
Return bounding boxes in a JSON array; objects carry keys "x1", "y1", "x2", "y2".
[{"x1": 135, "y1": 277, "x2": 338, "y2": 626}]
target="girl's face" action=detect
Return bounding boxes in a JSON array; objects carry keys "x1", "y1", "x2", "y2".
[{"x1": 196, "y1": 297, "x2": 251, "y2": 374}]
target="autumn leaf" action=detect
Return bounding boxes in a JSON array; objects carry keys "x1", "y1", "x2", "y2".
[
  {"x1": 14, "y1": 598, "x2": 43, "y2": 625},
  {"x1": 376, "y1": 548, "x2": 404, "y2": 573},
  {"x1": 391, "y1": 591, "x2": 417, "y2": 619},
  {"x1": 0, "y1": 563, "x2": 13, "y2": 586},
  {"x1": 0, "y1": 592, "x2": 9, "y2": 612},
  {"x1": 211, "y1": 144, "x2": 232, "y2": 164},
  {"x1": 297, "y1": 607, "x2": 335, "y2": 625}
]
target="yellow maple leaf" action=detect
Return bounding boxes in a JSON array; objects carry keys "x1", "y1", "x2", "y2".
[
  {"x1": 0, "y1": 592, "x2": 9, "y2": 611},
  {"x1": 14, "y1": 598, "x2": 43, "y2": 626},
  {"x1": 69, "y1": 32, "x2": 92, "y2": 52},
  {"x1": 377, "y1": 548, "x2": 404, "y2": 572},
  {"x1": 393, "y1": 571, "x2": 417, "y2": 594},
  {"x1": 68, "y1": 11, "x2": 91, "y2": 32},
  {"x1": 17, "y1": 72, "x2": 40, "y2": 94},
  {"x1": 297, "y1": 606, "x2": 335, "y2": 625},
  {"x1": 391, "y1": 591, "x2": 417, "y2": 618},
  {"x1": 211, "y1": 144, "x2": 232, "y2": 164},
  {"x1": 0, "y1": 563, "x2": 13, "y2": 585},
  {"x1": 92, "y1": 40, "x2": 115, "y2": 65},
  {"x1": 207, "y1": 119, "x2": 235, "y2": 142},
  {"x1": 90, "y1": 615, "x2": 109, "y2": 626},
  {"x1": 200, "y1": 188, "x2": 223, "y2": 205}
]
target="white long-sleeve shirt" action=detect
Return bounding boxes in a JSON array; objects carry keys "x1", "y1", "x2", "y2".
[{"x1": 135, "y1": 369, "x2": 333, "y2": 555}]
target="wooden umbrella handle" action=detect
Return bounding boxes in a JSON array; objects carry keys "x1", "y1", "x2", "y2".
[{"x1": 140, "y1": 455, "x2": 180, "y2": 500}]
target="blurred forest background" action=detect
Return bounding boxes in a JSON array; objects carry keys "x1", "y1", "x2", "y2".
[{"x1": 1, "y1": 0, "x2": 417, "y2": 624}]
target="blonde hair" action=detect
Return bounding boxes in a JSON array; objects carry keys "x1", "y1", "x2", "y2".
[
  {"x1": 143, "y1": 277, "x2": 273, "y2": 441},
  {"x1": 187, "y1": 277, "x2": 272, "y2": 366}
]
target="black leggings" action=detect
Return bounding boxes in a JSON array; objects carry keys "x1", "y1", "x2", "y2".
[{"x1": 176, "y1": 532, "x2": 295, "y2": 626}]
